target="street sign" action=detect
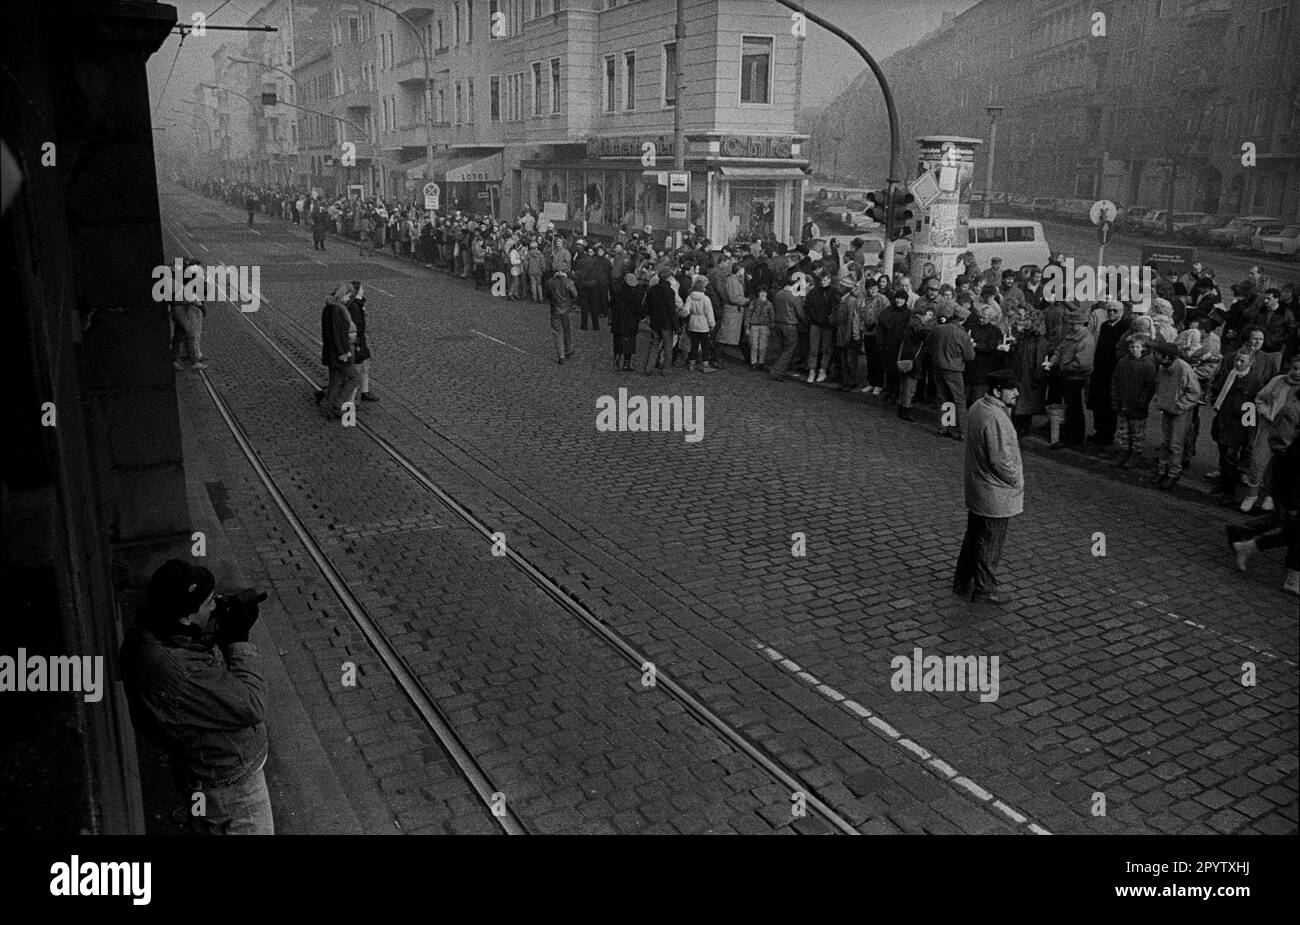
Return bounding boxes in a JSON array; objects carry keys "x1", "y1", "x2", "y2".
[
  {"x1": 260, "y1": 91, "x2": 277, "y2": 106},
  {"x1": 666, "y1": 201, "x2": 689, "y2": 229},
  {"x1": 908, "y1": 169, "x2": 941, "y2": 208},
  {"x1": 1089, "y1": 199, "x2": 1117, "y2": 226},
  {"x1": 1097, "y1": 221, "x2": 1112, "y2": 245},
  {"x1": 1140, "y1": 243, "x2": 1196, "y2": 278},
  {"x1": 668, "y1": 171, "x2": 689, "y2": 194},
  {"x1": 423, "y1": 181, "x2": 440, "y2": 212}
]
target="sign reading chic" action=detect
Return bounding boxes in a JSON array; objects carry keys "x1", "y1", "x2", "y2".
[{"x1": 720, "y1": 134, "x2": 794, "y2": 159}]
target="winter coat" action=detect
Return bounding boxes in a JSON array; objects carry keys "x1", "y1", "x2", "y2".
[
  {"x1": 771, "y1": 289, "x2": 802, "y2": 327},
  {"x1": 965, "y1": 319, "x2": 1006, "y2": 383},
  {"x1": 346, "y1": 295, "x2": 371, "y2": 363},
  {"x1": 964, "y1": 394, "x2": 1025, "y2": 518},
  {"x1": 684, "y1": 291, "x2": 716, "y2": 333},
  {"x1": 925, "y1": 320, "x2": 975, "y2": 372},
  {"x1": 1055, "y1": 328, "x2": 1096, "y2": 380},
  {"x1": 876, "y1": 303, "x2": 911, "y2": 364},
  {"x1": 1210, "y1": 362, "x2": 1269, "y2": 448},
  {"x1": 609, "y1": 281, "x2": 645, "y2": 336},
  {"x1": 545, "y1": 274, "x2": 578, "y2": 315},
  {"x1": 1151, "y1": 358, "x2": 1202, "y2": 414},
  {"x1": 644, "y1": 280, "x2": 679, "y2": 332},
  {"x1": 745, "y1": 296, "x2": 774, "y2": 328},
  {"x1": 321, "y1": 297, "x2": 354, "y2": 369},
  {"x1": 1111, "y1": 354, "x2": 1158, "y2": 416},
  {"x1": 804, "y1": 284, "x2": 838, "y2": 328}
]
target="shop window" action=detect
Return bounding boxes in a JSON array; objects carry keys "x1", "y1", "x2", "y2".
[
  {"x1": 569, "y1": 169, "x2": 586, "y2": 222},
  {"x1": 740, "y1": 36, "x2": 772, "y2": 104},
  {"x1": 726, "y1": 183, "x2": 776, "y2": 242}
]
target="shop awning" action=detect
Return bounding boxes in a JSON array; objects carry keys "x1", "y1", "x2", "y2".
[
  {"x1": 717, "y1": 165, "x2": 808, "y2": 180},
  {"x1": 405, "y1": 152, "x2": 503, "y2": 182}
]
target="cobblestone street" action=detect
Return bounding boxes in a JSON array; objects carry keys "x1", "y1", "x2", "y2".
[{"x1": 162, "y1": 186, "x2": 1297, "y2": 835}]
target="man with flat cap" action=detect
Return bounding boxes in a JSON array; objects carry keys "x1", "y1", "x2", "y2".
[{"x1": 954, "y1": 368, "x2": 1024, "y2": 605}]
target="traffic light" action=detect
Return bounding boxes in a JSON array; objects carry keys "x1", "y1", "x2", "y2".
[
  {"x1": 889, "y1": 189, "x2": 916, "y2": 241},
  {"x1": 865, "y1": 189, "x2": 889, "y2": 227}
]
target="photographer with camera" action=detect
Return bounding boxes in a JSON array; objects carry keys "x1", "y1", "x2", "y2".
[{"x1": 120, "y1": 559, "x2": 274, "y2": 834}]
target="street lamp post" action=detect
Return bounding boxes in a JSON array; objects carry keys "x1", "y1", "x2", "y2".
[
  {"x1": 355, "y1": 0, "x2": 435, "y2": 196},
  {"x1": 984, "y1": 104, "x2": 1003, "y2": 218},
  {"x1": 769, "y1": 0, "x2": 903, "y2": 275}
]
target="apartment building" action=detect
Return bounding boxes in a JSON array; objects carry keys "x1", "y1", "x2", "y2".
[
  {"x1": 819, "y1": 0, "x2": 1299, "y2": 222},
  {"x1": 355, "y1": 0, "x2": 809, "y2": 243}
]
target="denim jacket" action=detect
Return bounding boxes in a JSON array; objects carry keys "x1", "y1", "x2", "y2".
[{"x1": 120, "y1": 623, "x2": 268, "y2": 790}]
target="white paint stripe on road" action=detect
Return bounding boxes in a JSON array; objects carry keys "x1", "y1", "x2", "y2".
[
  {"x1": 1107, "y1": 589, "x2": 1297, "y2": 668},
  {"x1": 199, "y1": 244, "x2": 209, "y2": 252},
  {"x1": 470, "y1": 329, "x2": 529, "y2": 355},
  {"x1": 753, "y1": 639, "x2": 1052, "y2": 835},
  {"x1": 369, "y1": 285, "x2": 394, "y2": 297}
]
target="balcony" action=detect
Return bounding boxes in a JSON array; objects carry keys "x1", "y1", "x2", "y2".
[
  {"x1": 392, "y1": 57, "x2": 430, "y2": 87},
  {"x1": 1183, "y1": 0, "x2": 1232, "y2": 23},
  {"x1": 337, "y1": 87, "x2": 375, "y2": 111}
]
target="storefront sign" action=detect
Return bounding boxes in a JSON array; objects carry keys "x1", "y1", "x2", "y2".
[
  {"x1": 542, "y1": 201, "x2": 568, "y2": 221},
  {"x1": 720, "y1": 135, "x2": 794, "y2": 159},
  {"x1": 587, "y1": 135, "x2": 676, "y2": 159}
]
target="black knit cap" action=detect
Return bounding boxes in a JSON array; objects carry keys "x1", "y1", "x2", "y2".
[{"x1": 143, "y1": 559, "x2": 216, "y2": 625}]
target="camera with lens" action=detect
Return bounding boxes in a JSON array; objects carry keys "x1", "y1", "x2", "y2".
[{"x1": 212, "y1": 588, "x2": 268, "y2": 644}]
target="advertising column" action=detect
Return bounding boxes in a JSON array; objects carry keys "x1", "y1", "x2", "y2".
[{"x1": 911, "y1": 135, "x2": 981, "y2": 288}]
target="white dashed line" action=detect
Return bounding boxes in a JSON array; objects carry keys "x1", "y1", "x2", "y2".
[
  {"x1": 470, "y1": 329, "x2": 529, "y2": 355},
  {"x1": 753, "y1": 639, "x2": 1051, "y2": 835},
  {"x1": 370, "y1": 285, "x2": 394, "y2": 297},
  {"x1": 1106, "y1": 589, "x2": 1297, "y2": 667}
]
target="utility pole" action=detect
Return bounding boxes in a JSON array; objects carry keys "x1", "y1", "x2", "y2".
[
  {"x1": 984, "y1": 103, "x2": 1002, "y2": 218},
  {"x1": 673, "y1": 0, "x2": 686, "y2": 250}
]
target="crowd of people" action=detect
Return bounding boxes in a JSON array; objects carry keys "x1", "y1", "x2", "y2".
[{"x1": 184, "y1": 177, "x2": 1299, "y2": 597}]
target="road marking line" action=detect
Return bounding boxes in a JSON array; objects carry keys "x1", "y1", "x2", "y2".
[
  {"x1": 199, "y1": 243, "x2": 209, "y2": 252},
  {"x1": 370, "y1": 285, "x2": 394, "y2": 297},
  {"x1": 753, "y1": 640, "x2": 1051, "y2": 835},
  {"x1": 470, "y1": 329, "x2": 529, "y2": 355},
  {"x1": 312, "y1": 259, "x2": 327, "y2": 267},
  {"x1": 1106, "y1": 589, "x2": 1296, "y2": 667}
]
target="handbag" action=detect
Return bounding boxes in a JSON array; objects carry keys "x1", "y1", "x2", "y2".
[{"x1": 896, "y1": 339, "x2": 922, "y2": 374}]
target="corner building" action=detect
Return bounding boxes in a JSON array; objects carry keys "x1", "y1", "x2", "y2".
[{"x1": 371, "y1": 0, "x2": 809, "y2": 243}]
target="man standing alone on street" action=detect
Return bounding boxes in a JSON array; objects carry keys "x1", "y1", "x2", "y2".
[
  {"x1": 318, "y1": 283, "x2": 360, "y2": 419},
  {"x1": 546, "y1": 268, "x2": 578, "y2": 364},
  {"x1": 954, "y1": 369, "x2": 1024, "y2": 605}
]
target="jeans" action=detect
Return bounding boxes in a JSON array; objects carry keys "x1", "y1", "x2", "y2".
[
  {"x1": 188, "y1": 762, "x2": 275, "y2": 835},
  {"x1": 1116, "y1": 414, "x2": 1147, "y2": 456},
  {"x1": 644, "y1": 328, "x2": 672, "y2": 372},
  {"x1": 899, "y1": 372, "x2": 921, "y2": 408},
  {"x1": 837, "y1": 342, "x2": 862, "y2": 387},
  {"x1": 579, "y1": 286, "x2": 600, "y2": 329},
  {"x1": 326, "y1": 363, "x2": 360, "y2": 416},
  {"x1": 529, "y1": 273, "x2": 544, "y2": 302},
  {"x1": 808, "y1": 325, "x2": 833, "y2": 373},
  {"x1": 358, "y1": 358, "x2": 372, "y2": 395},
  {"x1": 953, "y1": 512, "x2": 1011, "y2": 596},
  {"x1": 748, "y1": 325, "x2": 770, "y2": 365},
  {"x1": 1157, "y1": 409, "x2": 1193, "y2": 478},
  {"x1": 550, "y1": 311, "x2": 573, "y2": 360},
  {"x1": 686, "y1": 330, "x2": 709, "y2": 364},
  {"x1": 767, "y1": 324, "x2": 798, "y2": 379},
  {"x1": 862, "y1": 336, "x2": 884, "y2": 388},
  {"x1": 1242, "y1": 425, "x2": 1273, "y2": 491},
  {"x1": 935, "y1": 369, "x2": 966, "y2": 432},
  {"x1": 170, "y1": 304, "x2": 203, "y2": 363}
]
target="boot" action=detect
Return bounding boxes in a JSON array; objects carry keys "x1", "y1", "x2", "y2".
[
  {"x1": 1111, "y1": 449, "x2": 1132, "y2": 468},
  {"x1": 1283, "y1": 570, "x2": 1299, "y2": 597},
  {"x1": 816, "y1": 369, "x2": 827, "y2": 383},
  {"x1": 1157, "y1": 473, "x2": 1179, "y2": 491},
  {"x1": 1149, "y1": 467, "x2": 1167, "y2": 484},
  {"x1": 1120, "y1": 451, "x2": 1139, "y2": 470},
  {"x1": 897, "y1": 406, "x2": 914, "y2": 422}
]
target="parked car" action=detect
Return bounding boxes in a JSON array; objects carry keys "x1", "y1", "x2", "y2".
[
  {"x1": 1248, "y1": 223, "x2": 1290, "y2": 254},
  {"x1": 1121, "y1": 205, "x2": 1154, "y2": 230},
  {"x1": 1206, "y1": 214, "x2": 1283, "y2": 249},
  {"x1": 1136, "y1": 209, "x2": 1169, "y2": 234},
  {"x1": 1005, "y1": 194, "x2": 1033, "y2": 212},
  {"x1": 1053, "y1": 198, "x2": 1091, "y2": 222},
  {"x1": 1175, "y1": 213, "x2": 1233, "y2": 244},
  {"x1": 1154, "y1": 212, "x2": 1209, "y2": 237},
  {"x1": 1253, "y1": 224, "x2": 1300, "y2": 259}
]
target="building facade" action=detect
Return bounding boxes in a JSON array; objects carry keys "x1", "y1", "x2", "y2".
[
  {"x1": 214, "y1": 0, "x2": 816, "y2": 243},
  {"x1": 818, "y1": 0, "x2": 1299, "y2": 222}
]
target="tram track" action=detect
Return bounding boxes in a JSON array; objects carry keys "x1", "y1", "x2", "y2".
[{"x1": 161, "y1": 210, "x2": 864, "y2": 835}]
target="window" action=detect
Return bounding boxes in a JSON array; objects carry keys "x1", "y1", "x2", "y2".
[
  {"x1": 663, "y1": 42, "x2": 677, "y2": 107},
  {"x1": 623, "y1": 50, "x2": 635, "y2": 110},
  {"x1": 550, "y1": 58, "x2": 561, "y2": 114},
  {"x1": 604, "y1": 55, "x2": 616, "y2": 112},
  {"x1": 437, "y1": 20, "x2": 445, "y2": 49},
  {"x1": 741, "y1": 36, "x2": 772, "y2": 103},
  {"x1": 490, "y1": 76, "x2": 501, "y2": 121},
  {"x1": 454, "y1": 2, "x2": 462, "y2": 45},
  {"x1": 973, "y1": 226, "x2": 1005, "y2": 243},
  {"x1": 1006, "y1": 226, "x2": 1037, "y2": 242},
  {"x1": 436, "y1": 89, "x2": 445, "y2": 122},
  {"x1": 468, "y1": 77, "x2": 475, "y2": 123},
  {"x1": 467, "y1": 0, "x2": 474, "y2": 42},
  {"x1": 455, "y1": 81, "x2": 464, "y2": 124},
  {"x1": 349, "y1": 16, "x2": 359, "y2": 43},
  {"x1": 532, "y1": 61, "x2": 543, "y2": 115}
]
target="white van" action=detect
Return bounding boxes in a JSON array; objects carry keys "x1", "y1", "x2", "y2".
[{"x1": 965, "y1": 218, "x2": 1051, "y2": 271}]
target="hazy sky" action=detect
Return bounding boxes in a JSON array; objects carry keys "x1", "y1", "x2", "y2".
[{"x1": 148, "y1": 0, "x2": 977, "y2": 121}]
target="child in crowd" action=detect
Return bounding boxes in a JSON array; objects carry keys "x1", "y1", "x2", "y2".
[
  {"x1": 745, "y1": 286, "x2": 773, "y2": 369},
  {"x1": 1111, "y1": 334, "x2": 1158, "y2": 469},
  {"x1": 1149, "y1": 340, "x2": 1203, "y2": 489}
]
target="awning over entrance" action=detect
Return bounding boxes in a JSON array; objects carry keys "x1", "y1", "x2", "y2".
[
  {"x1": 716, "y1": 165, "x2": 808, "y2": 181},
  {"x1": 405, "y1": 151, "x2": 503, "y2": 182}
]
